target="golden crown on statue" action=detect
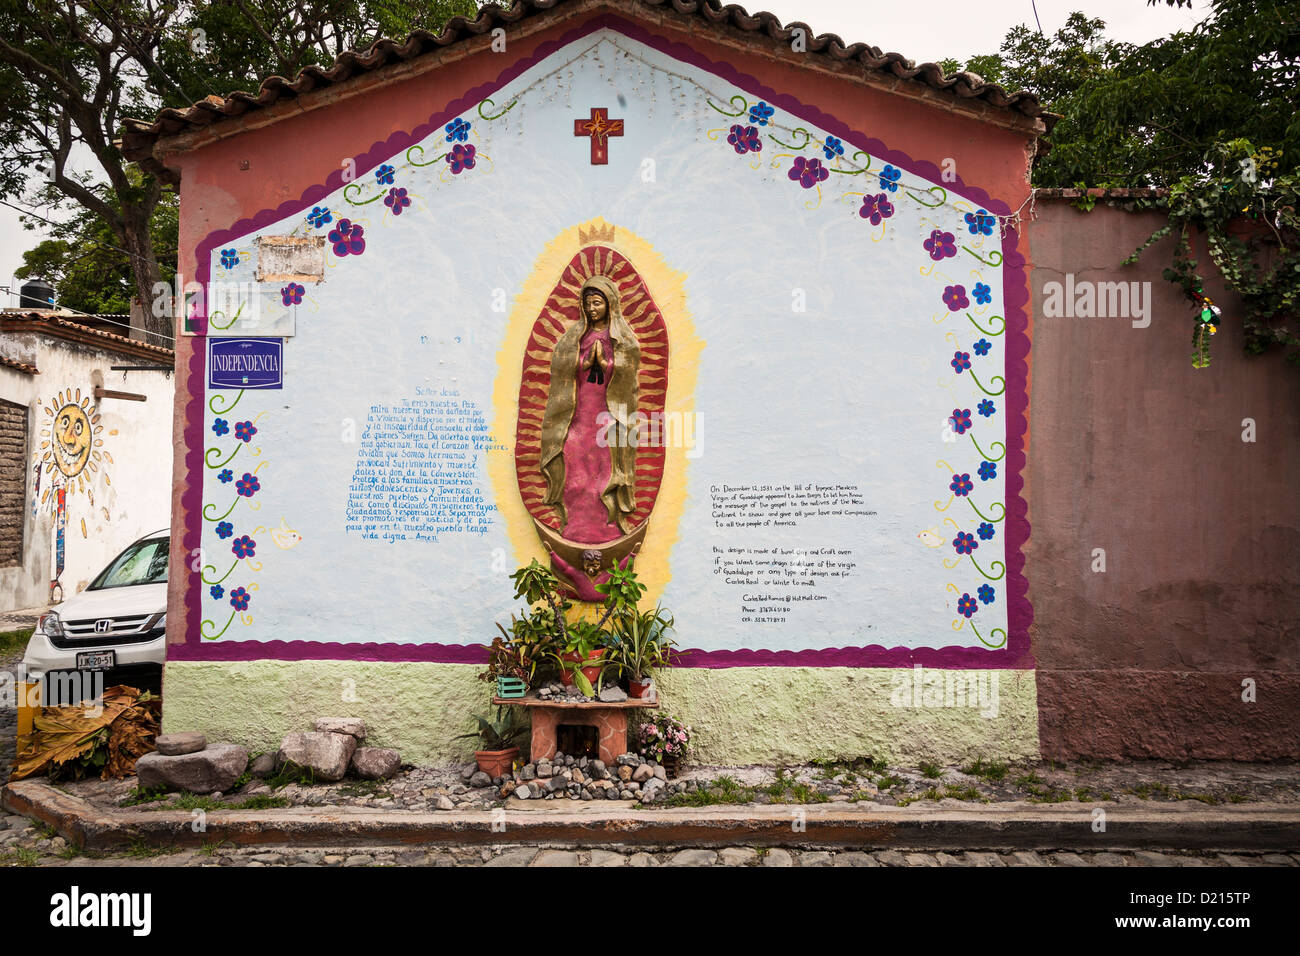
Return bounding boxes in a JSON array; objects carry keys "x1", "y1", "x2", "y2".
[{"x1": 578, "y1": 221, "x2": 616, "y2": 245}]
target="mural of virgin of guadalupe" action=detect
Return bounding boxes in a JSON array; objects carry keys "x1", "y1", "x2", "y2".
[{"x1": 538, "y1": 274, "x2": 641, "y2": 543}]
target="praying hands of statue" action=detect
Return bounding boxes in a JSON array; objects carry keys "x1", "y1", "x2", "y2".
[
  {"x1": 581, "y1": 340, "x2": 607, "y2": 384},
  {"x1": 549, "y1": 548, "x2": 637, "y2": 603}
]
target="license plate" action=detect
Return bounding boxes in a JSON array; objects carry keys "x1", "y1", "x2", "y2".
[{"x1": 76, "y1": 650, "x2": 116, "y2": 670}]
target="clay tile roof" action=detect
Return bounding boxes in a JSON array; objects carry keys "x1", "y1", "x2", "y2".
[
  {"x1": 121, "y1": 0, "x2": 1056, "y2": 185},
  {"x1": 0, "y1": 354, "x2": 39, "y2": 375},
  {"x1": 0, "y1": 311, "x2": 175, "y2": 364}
]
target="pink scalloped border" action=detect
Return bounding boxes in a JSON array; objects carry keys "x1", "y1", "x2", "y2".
[{"x1": 173, "y1": 12, "x2": 1033, "y2": 669}]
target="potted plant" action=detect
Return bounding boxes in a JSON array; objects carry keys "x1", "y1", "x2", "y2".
[
  {"x1": 479, "y1": 637, "x2": 529, "y2": 698},
  {"x1": 605, "y1": 605, "x2": 675, "y2": 699},
  {"x1": 458, "y1": 706, "x2": 529, "y2": 778},
  {"x1": 555, "y1": 621, "x2": 605, "y2": 693},
  {"x1": 635, "y1": 713, "x2": 692, "y2": 777}
]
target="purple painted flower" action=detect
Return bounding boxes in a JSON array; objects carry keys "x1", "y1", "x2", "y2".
[
  {"x1": 965, "y1": 208, "x2": 995, "y2": 236},
  {"x1": 375, "y1": 164, "x2": 395, "y2": 185},
  {"x1": 234, "y1": 421, "x2": 257, "y2": 443},
  {"x1": 209, "y1": 584, "x2": 224, "y2": 600},
  {"x1": 951, "y1": 350, "x2": 972, "y2": 373},
  {"x1": 953, "y1": 531, "x2": 978, "y2": 554},
  {"x1": 281, "y1": 282, "x2": 305, "y2": 306},
  {"x1": 215, "y1": 521, "x2": 233, "y2": 539},
  {"x1": 977, "y1": 399, "x2": 996, "y2": 417},
  {"x1": 978, "y1": 460, "x2": 998, "y2": 481},
  {"x1": 445, "y1": 117, "x2": 471, "y2": 142},
  {"x1": 235, "y1": 473, "x2": 260, "y2": 498},
  {"x1": 384, "y1": 187, "x2": 411, "y2": 215},
  {"x1": 943, "y1": 285, "x2": 970, "y2": 311},
  {"x1": 977, "y1": 584, "x2": 996, "y2": 604},
  {"x1": 220, "y1": 248, "x2": 238, "y2": 269},
  {"x1": 327, "y1": 218, "x2": 366, "y2": 257},
  {"x1": 973, "y1": 338, "x2": 992, "y2": 356},
  {"x1": 748, "y1": 101, "x2": 774, "y2": 126},
  {"x1": 822, "y1": 135, "x2": 845, "y2": 160},
  {"x1": 957, "y1": 593, "x2": 979, "y2": 618},
  {"x1": 950, "y1": 473, "x2": 974, "y2": 497},
  {"x1": 858, "y1": 192, "x2": 895, "y2": 225},
  {"x1": 211, "y1": 418, "x2": 229, "y2": 437},
  {"x1": 446, "y1": 143, "x2": 476, "y2": 174},
  {"x1": 924, "y1": 229, "x2": 958, "y2": 261},
  {"x1": 878, "y1": 164, "x2": 901, "y2": 192},
  {"x1": 307, "y1": 206, "x2": 332, "y2": 228},
  {"x1": 231, "y1": 534, "x2": 257, "y2": 559},
  {"x1": 218, "y1": 469, "x2": 233, "y2": 483},
  {"x1": 972, "y1": 282, "x2": 992, "y2": 305},
  {"x1": 229, "y1": 586, "x2": 251, "y2": 612},
  {"x1": 726, "y1": 124, "x2": 762, "y2": 154},
  {"x1": 788, "y1": 156, "x2": 829, "y2": 189},
  {"x1": 949, "y1": 408, "x2": 973, "y2": 434},
  {"x1": 977, "y1": 522, "x2": 996, "y2": 540}
]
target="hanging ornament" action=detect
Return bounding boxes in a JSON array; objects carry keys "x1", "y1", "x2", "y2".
[{"x1": 1188, "y1": 289, "x2": 1222, "y2": 369}]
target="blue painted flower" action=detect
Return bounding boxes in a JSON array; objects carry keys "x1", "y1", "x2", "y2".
[
  {"x1": 957, "y1": 593, "x2": 979, "y2": 618},
  {"x1": 924, "y1": 229, "x2": 958, "y2": 261},
  {"x1": 384, "y1": 187, "x2": 411, "y2": 216},
  {"x1": 375, "y1": 164, "x2": 395, "y2": 185},
  {"x1": 977, "y1": 584, "x2": 996, "y2": 604},
  {"x1": 949, "y1": 408, "x2": 972, "y2": 434},
  {"x1": 209, "y1": 584, "x2": 224, "y2": 600},
  {"x1": 978, "y1": 460, "x2": 998, "y2": 481},
  {"x1": 977, "y1": 522, "x2": 996, "y2": 540},
  {"x1": 445, "y1": 117, "x2": 471, "y2": 142},
  {"x1": 788, "y1": 156, "x2": 829, "y2": 189},
  {"x1": 218, "y1": 469, "x2": 233, "y2": 484},
  {"x1": 973, "y1": 338, "x2": 992, "y2": 356},
  {"x1": 327, "y1": 218, "x2": 366, "y2": 257},
  {"x1": 822, "y1": 135, "x2": 844, "y2": 160},
  {"x1": 726, "y1": 124, "x2": 762, "y2": 154},
  {"x1": 215, "y1": 521, "x2": 234, "y2": 539},
  {"x1": 949, "y1": 473, "x2": 974, "y2": 497},
  {"x1": 878, "y1": 164, "x2": 901, "y2": 192},
  {"x1": 231, "y1": 534, "x2": 256, "y2": 559},
  {"x1": 234, "y1": 420, "x2": 257, "y2": 443},
  {"x1": 748, "y1": 101, "x2": 774, "y2": 126},
  {"x1": 943, "y1": 285, "x2": 969, "y2": 311},
  {"x1": 307, "y1": 206, "x2": 332, "y2": 228},
  {"x1": 964, "y1": 208, "x2": 996, "y2": 236},
  {"x1": 229, "y1": 586, "x2": 251, "y2": 612},
  {"x1": 236, "y1": 473, "x2": 260, "y2": 498},
  {"x1": 211, "y1": 418, "x2": 229, "y2": 437},
  {"x1": 952, "y1": 531, "x2": 978, "y2": 554},
  {"x1": 951, "y1": 350, "x2": 971, "y2": 373},
  {"x1": 220, "y1": 248, "x2": 239, "y2": 269},
  {"x1": 446, "y1": 143, "x2": 476, "y2": 174},
  {"x1": 977, "y1": 399, "x2": 996, "y2": 418},
  {"x1": 858, "y1": 192, "x2": 895, "y2": 225},
  {"x1": 281, "y1": 283, "x2": 305, "y2": 306},
  {"x1": 972, "y1": 282, "x2": 992, "y2": 305}
]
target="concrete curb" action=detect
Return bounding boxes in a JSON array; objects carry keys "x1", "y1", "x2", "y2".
[{"x1": 5, "y1": 781, "x2": 1299, "y2": 852}]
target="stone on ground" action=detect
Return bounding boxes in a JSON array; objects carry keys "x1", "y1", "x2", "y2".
[
  {"x1": 313, "y1": 717, "x2": 366, "y2": 739},
  {"x1": 719, "y1": 847, "x2": 758, "y2": 866},
  {"x1": 668, "y1": 849, "x2": 717, "y2": 866},
  {"x1": 277, "y1": 731, "x2": 357, "y2": 782},
  {"x1": 154, "y1": 731, "x2": 206, "y2": 756},
  {"x1": 351, "y1": 747, "x2": 401, "y2": 780},
  {"x1": 763, "y1": 848, "x2": 794, "y2": 867},
  {"x1": 135, "y1": 742, "x2": 249, "y2": 794}
]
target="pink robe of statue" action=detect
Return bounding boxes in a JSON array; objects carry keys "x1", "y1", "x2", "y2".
[{"x1": 561, "y1": 325, "x2": 621, "y2": 543}]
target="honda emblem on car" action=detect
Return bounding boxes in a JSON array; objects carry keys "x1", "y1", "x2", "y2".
[{"x1": 94, "y1": 619, "x2": 111, "y2": 633}]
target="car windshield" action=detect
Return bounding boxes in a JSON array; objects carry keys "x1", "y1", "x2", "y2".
[{"x1": 88, "y1": 538, "x2": 168, "y2": 589}]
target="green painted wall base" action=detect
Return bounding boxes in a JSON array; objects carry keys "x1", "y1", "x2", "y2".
[{"x1": 163, "y1": 661, "x2": 1038, "y2": 766}]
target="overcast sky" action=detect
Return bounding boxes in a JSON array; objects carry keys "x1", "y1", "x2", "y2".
[{"x1": 1, "y1": 0, "x2": 1210, "y2": 309}]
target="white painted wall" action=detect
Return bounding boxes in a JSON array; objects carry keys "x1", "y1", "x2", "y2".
[{"x1": 0, "y1": 330, "x2": 173, "y2": 611}]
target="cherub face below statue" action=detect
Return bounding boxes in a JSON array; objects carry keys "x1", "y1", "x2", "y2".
[{"x1": 581, "y1": 549, "x2": 603, "y2": 578}]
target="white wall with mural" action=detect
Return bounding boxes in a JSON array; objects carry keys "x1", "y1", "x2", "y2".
[{"x1": 191, "y1": 30, "x2": 1015, "y2": 657}]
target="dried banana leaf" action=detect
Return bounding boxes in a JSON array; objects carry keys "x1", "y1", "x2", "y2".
[{"x1": 11, "y1": 685, "x2": 160, "y2": 781}]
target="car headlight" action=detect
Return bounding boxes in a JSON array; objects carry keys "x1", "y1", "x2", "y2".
[{"x1": 39, "y1": 612, "x2": 64, "y2": 638}]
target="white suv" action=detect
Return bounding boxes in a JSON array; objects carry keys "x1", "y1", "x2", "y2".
[{"x1": 24, "y1": 528, "x2": 168, "y2": 701}]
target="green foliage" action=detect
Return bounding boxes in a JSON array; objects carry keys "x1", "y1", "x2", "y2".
[
  {"x1": 603, "y1": 604, "x2": 675, "y2": 683},
  {"x1": 962, "y1": 757, "x2": 1009, "y2": 782},
  {"x1": 457, "y1": 706, "x2": 529, "y2": 752},
  {"x1": 266, "y1": 760, "x2": 317, "y2": 790},
  {"x1": 120, "y1": 785, "x2": 169, "y2": 807},
  {"x1": 0, "y1": 627, "x2": 32, "y2": 658}
]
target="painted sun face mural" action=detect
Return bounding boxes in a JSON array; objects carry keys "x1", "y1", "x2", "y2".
[{"x1": 37, "y1": 389, "x2": 109, "y2": 497}]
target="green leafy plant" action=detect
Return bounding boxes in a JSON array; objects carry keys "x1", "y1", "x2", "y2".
[
  {"x1": 458, "y1": 706, "x2": 529, "y2": 753},
  {"x1": 604, "y1": 605, "x2": 676, "y2": 685}
]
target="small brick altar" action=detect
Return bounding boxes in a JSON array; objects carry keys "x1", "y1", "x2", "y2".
[{"x1": 493, "y1": 694, "x2": 658, "y2": 765}]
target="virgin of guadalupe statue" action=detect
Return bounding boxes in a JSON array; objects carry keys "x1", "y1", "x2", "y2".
[{"x1": 538, "y1": 274, "x2": 641, "y2": 543}]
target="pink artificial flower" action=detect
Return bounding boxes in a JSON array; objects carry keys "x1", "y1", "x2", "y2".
[{"x1": 665, "y1": 743, "x2": 674, "y2": 752}]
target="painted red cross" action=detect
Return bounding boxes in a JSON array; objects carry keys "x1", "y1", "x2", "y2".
[{"x1": 574, "y1": 107, "x2": 624, "y2": 165}]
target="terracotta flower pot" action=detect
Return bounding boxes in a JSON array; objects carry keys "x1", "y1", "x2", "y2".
[
  {"x1": 628, "y1": 677, "x2": 653, "y2": 699},
  {"x1": 475, "y1": 746, "x2": 518, "y2": 779},
  {"x1": 561, "y1": 650, "x2": 604, "y2": 686}
]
